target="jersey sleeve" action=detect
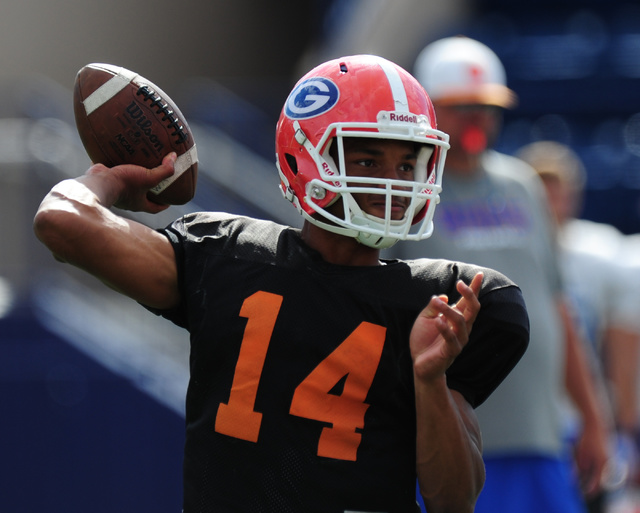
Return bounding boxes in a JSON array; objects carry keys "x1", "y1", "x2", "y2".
[
  {"x1": 139, "y1": 215, "x2": 192, "y2": 329},
  {"x1": 446, "y1": 282, "x2": 530, "y2": 408}
]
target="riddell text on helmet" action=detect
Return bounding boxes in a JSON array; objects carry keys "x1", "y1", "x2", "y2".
[{"x1": 388, "y1": 112, "x2": 419, "y2": 123}]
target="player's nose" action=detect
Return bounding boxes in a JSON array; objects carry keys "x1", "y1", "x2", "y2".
[{"x1": 378, "y1": 162, "x2": 403, "y2": 182}]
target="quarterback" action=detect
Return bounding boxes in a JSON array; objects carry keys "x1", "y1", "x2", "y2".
[{"x1": 34, "y1": 55, "x2": 528, "y2": 513}]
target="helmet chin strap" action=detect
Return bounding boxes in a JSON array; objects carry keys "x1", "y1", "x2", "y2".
[
  {"x1": 310, "y1": 192, "x2": 401, "y2": 249},
  {"x1": 298, "y1": 188, "x2": 400, "y2": 249},
  {"x1": 342, "y1": 192, "x2": 400, "y2": 249},
  {"x1": 354, "y1": 226, "x2": 399, "y2": 249},
  {"x1": 304, "y1": 211, "x2": 399, "y2": 249}
]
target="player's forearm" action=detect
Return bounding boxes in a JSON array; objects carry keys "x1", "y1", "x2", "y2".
[
  {"x1": 33, "y1": 176, "x2": 179, "y2": 309},
  {"x1": 415, "y1": 376, "x2": 484, "y2": 513}
]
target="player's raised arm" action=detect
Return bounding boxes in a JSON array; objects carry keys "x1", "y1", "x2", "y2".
[{"x1": 33, "y1": 154, "x2": 180, "y2": 310}]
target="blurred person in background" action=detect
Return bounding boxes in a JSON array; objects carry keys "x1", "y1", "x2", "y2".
[
  {"x1": 384, "y1": 35, "x2": 611, "y2": 513},
  {"x1": 518, "y1": 140, "x2": 640, "y2": 512}
]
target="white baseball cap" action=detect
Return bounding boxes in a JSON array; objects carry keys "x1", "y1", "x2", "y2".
[{"x1": 414, "y1": 36, "x2": 517, "y2": 108}]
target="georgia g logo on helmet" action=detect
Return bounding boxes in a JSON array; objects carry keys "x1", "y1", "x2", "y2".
[{"x1": 284, "y1": 77, "x2": 340, "y2": 120}]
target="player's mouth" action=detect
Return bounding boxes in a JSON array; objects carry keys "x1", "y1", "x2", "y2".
[{"x1": 368, "y1": 197, "x2": 408, "y2": 220}]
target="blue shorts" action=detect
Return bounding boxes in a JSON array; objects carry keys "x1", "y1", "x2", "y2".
[
  {"x1": 416, "y1": 454, "x2": 587, "y2": 513},
  {"x1": 474, "y1": 454, "x2": 587, "y2": 513}
]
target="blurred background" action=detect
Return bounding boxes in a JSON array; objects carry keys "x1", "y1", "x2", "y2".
[{"x1": 2, "y1": 0, "x2": 640, "y2": 511}]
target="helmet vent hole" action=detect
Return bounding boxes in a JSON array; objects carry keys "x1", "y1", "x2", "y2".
[
  {"x1": 340, "y1": 63, "x2": 348, "y2": 73},
  {"x1": 285, "y1": 153, "x2": 298, "y2": 175}
]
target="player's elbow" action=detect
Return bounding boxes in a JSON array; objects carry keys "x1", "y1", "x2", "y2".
[{"x1": 33, "y1": 202, "x2": 79, "y2": 262}]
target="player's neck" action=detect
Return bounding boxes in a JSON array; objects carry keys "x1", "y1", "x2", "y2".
[{"x1": 301, "y1": 222, "x2": 381, "y2": 267}]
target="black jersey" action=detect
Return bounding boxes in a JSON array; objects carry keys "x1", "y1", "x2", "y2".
[{"x1": 151, "y1": 212, "x2": 528, "y2": 513}]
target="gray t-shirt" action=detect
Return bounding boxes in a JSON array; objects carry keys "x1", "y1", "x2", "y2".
[{"x1": 385, "y1": 150, "x2": 566, "y2": 456}]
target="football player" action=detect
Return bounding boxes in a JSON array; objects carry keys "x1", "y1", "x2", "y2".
[{"x1": 34, "y1": 55, "x2": 528, "y2": 513}]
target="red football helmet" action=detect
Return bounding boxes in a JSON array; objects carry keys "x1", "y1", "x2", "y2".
[{"x1": 275, "y1": 54, "x2": 449, "y2": 249}]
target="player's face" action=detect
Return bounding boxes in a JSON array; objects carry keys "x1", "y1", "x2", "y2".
[{"x1": 333, "y1": 137, "x2": 419, "y2": 221}]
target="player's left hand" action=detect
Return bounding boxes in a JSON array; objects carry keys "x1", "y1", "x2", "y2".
[{"x1": 410, "y1": 272, "x2": 483, "y2": 382}]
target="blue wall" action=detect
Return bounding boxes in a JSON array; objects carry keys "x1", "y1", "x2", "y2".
[{"x1": 0, "y1": 305, "x2": 185, "y2": 513}]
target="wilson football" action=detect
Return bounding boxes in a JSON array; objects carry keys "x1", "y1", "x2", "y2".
[{"x1": 73, "y1": 63, "x2": 198, "y2": 205}]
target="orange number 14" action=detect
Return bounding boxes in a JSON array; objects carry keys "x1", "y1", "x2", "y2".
[{"x1": 214, "y1": 291, "x2": 386, "y2": 461}]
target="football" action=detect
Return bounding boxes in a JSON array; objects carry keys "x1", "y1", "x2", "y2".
[{"x1": 73, "y1": 63, "x2": 198, "y2": 205}]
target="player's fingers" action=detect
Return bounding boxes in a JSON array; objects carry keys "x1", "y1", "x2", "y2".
[
  {"x1": 160, "y1": 152, "x2": 177, "y2": 171},
  {"x1": 436, "y1": 298, "x2": 469, "y2": 336},
  {"x1": 469, "y1": 271, "x2": 483, "y2": 295},
  {"x1": 436, "y1": 307, "x2": 468, "y2": 355},
  {"x1": 142, "y1": 194, "x2": 172, "y2": 213},
  {"x1": 149, "y1": 152, "x2": 177, "y2": 182},
  {"x1": 417, "y1": 296, "x2": 470, "y2": 359},
  {"x1": 420, "y1": 294, "x2": 469, "y2": 341},
  {"x1": 455, "y1": 272, "x2": 483, "y2": 318},
  {"x1": 458, "y1": 272, "x2": 483, "y2": 302},
  {"x1": 420, "y1": 295, "x2": 448, "y2": 319}
]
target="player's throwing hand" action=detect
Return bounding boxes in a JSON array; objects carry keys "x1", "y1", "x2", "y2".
[{"x1": 82, "y1": 152, "x2": 177, "y2": 213}]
